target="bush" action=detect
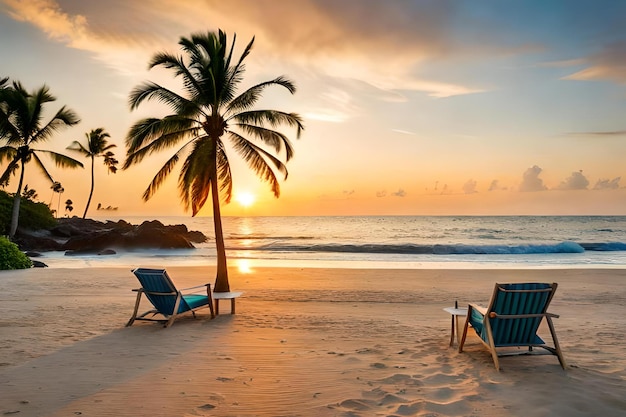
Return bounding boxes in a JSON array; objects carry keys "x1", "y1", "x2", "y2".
[
  {"x1": 0, "y1": 236, "x2": 32, "y2": 269},
  {"x1": 0, "y1": 190, "x2": 56, "y2": 235}
]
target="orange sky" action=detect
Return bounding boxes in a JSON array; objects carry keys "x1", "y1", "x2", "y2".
[{"x1": 2, "y1": 0, "x2": 626, "y2": 217}]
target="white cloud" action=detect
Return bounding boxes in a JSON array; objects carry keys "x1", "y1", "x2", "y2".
[
  {"x1": 519, "y1": 165, "x2": 547, "y2": 192},
  {"x1": 556, "y1": 170, "x2": 589, "y2": 191},
  {"x1": 462, "y1": 179, "x2": 478, "y2": 194},
  {"x1": 488, "y1": 179, "x2": 507, "y2": 191},
  {"x1": 593, "y1": 177, "x2": 621, "y2": 190}
]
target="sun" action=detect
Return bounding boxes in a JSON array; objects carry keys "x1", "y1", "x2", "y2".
[{"x1": 235, "y1": 191, "x2": 256, "y2": 208}]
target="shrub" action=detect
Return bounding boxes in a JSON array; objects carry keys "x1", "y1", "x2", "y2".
[
  {"x1": 0, "y1": 236, "x2": 32, "y2": 269},
  {"x1": 0, "y1": 190, "x2": 56, "y2": 234}
]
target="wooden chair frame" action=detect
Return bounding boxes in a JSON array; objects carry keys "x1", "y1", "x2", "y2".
[
  {"x1": 458, "y1": 282, "x2": 566, "y2": 371},
  {"x1": 126, "y1": 268, "x2": 215, "y2": 328}
]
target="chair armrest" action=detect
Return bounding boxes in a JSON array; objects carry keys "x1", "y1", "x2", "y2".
[
  {"x1": 468, "y1": 303, "x2": 487, "y2": 316},
  {"x1": 180, "y1": 283, "x2": 211, "y2": 292}
]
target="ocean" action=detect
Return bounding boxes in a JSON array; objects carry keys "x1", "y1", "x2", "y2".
[{"x1": 37, "y1": 215, "x2": 626, "y2": 270}]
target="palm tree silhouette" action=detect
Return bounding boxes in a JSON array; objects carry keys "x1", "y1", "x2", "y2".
[
  {"x1": 50, "y1": 181, "x2": 64, "y2": 218},
  {"x1": 65, "y1": 199, "x2": 73, "y2": 215},
  {"x1": 67, "y1": 128, "x2": 117, "y2": 218},
  {"x1": 124, "y1": 30, "x2": 303, "y2": 292},
  {"x1": 0, "y1": 81, "x2": 83, "y2": 237}
]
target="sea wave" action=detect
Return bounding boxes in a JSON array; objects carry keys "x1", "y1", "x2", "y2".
[{"x1": 236, "y1": 241, "x2": 626, "y2": 255}]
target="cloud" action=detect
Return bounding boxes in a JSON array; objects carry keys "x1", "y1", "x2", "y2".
[
  {"x1": 392, "y1": 189, "x2": 406, "y2": 197},
  {"x1": 376, "y1": 190, "x2": 387, "y2": 198},
  {"x1": 563, "y1": 41, "x2": 626, "y2": 85},
  {"x1": 566, "y1": 130, "x2": 626, "y2": 137},
  {"x1": 343, "y1": 189, "x2": 355, "y2": 196},
  {"x1": 593, "y1": 177, "x2": 621, "y2": 190},
  {"x1": 462, "y1": 179, "x2": 477, "y2": 194},
  {"x1": 519, "y1": 165, "x2": 547, "y2": 192},
  {"x1": 488, "y1": 179, "x2": 507, "y2": 191},
  {"x1": 556, "y1": 170, "x2": 589, "y2": 190},
  {"x1": 2, "y1": 0, "x2": 488, "y2": 97},
  {"x1": 392, "y1": 129, "x2": 415, "y2": 135},
  {"x1": 2, "y1": 0, "x2": 169, "y2": 75},
  {"x1": 4, "y1": 0, "x2": 88, "y2": 44}
]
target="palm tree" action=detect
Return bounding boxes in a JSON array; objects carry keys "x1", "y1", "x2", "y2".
[
  {"x1": 65, "y1": 199, "x2": 73, "y2": 215},
  {"x1": 67, "y1": 128, "x2": 117, "y2": 218},
  {"x1": 124, "y1": 30, "x2": 303, "y2": 292},
  {"x1": 0, "y1": 81, "x2": 83, "y2": 237}
]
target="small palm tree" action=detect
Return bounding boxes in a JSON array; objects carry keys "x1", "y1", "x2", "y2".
[
  {"x1": 65, "y1": 199, "x2": 73, "y2": 215},
  {"x1": 67, "y1": 128, "x2": 117, "y2": 218},
  {"x1": 0, "y1": 81, "x2": 83, "y2": 237},
  {"x1": 124, "y1": 30, "x2": 303, "y2": 292}
]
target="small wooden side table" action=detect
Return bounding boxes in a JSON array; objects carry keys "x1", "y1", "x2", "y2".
[{"x1": 443, "y1": 306, "x2": 468, "y2": 347}]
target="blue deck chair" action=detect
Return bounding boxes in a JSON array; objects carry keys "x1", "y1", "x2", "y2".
[
  {"x1": 126, "y1": 268, "x2": 215, "y2": 328},
  {"x1": 458, "y1": 282, "x2": 566, "y2": 370}
]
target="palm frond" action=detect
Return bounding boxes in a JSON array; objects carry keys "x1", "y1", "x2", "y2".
[
  {"x1": 234, "y1": 123, "x2": 295, "y2": 161},
  {"x1": 29, "y1": 152, "x2": 55, "y2": 183},
  {"x1": 31, "y1": 105, "x2": 81, "y2": 144},
  {"x1": 66, "y1": 140, "x2": 89, "y2": 155},
  {"x1": 0, "y1": 156, "x2": 20, "y2": 185},
  {"x1": 0, "y1": 145, "x2": 17, "y2": 162},
  {"x1": 226, "y1": 76, "x2": 294, "y2": 115},
  {"x1": 124, "y1": 117, "x2": 199, "y2": 168},
  {"x1": 229, "y1": 132, "x2": 287, "y2": 197},
  {"x1": 128, "y1": 82, "x2": 199, "y2": 116},
  {"x1": 141, "y1": 152, "x2": 180, "y2": 201},
  {"x1": 232, "y1": 110, "x2": 304, "y2": 139},
  {"x1": 178, "y1": 136, "x2": 214, "y2": 213},
  {"x1": 216, "y1": 141, "x2": 232, "y2": 203},
  {"x1": 33, "y1": 149, "x2": 84, "y2": 169},
  {"x1": 225, "y1": 34, "x2": 254, "y2": 94}
]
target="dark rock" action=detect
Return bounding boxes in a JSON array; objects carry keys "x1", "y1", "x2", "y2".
[
  {"x1": 17, "y1": 217, "x2": 207, "y2": 254},
  {"x1": 187, "y1": 230, "x2": 208, "y2": 243},
  {"x1": 62, "y1": 229, "x2": 126, "y2": 251},
  {"x1": 31, "y1": 260, "x2": 48, "y2": 268},
  {"x1": 25, "y1": 251, "x2": 42, "y2": 257},
  {"x1": 14, "y1": 234, "x2": 63, "y2": 251}
]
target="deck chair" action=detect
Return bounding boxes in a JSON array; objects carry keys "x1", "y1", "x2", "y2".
[
  {"x1": 458, "y1": 282, "x2": 566, "y2": 370},
  {"x1": 126, "y1": 268, "x2": 215, "y2": 328}
]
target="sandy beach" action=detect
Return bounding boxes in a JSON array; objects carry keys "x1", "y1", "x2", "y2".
[{"x1": 1, "y1": 266, "x2": 625, "y2": 416}]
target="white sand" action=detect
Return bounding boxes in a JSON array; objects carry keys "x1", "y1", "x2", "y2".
[{"x1": 1, "y1": 266, "x2": 625, "y2": 416}]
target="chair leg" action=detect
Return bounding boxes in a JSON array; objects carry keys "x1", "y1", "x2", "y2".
[
  {"x1": 458, "y1": 315, "x2": 470, "y2": 353},
  {"x1": 165, "y1": 294, "x2": 183, "y2": 328},
  {"x1": 546, "y1": 316, "x2": 567, "y2": 369},
  {"x1": 126, "y1": 291, "x2": 143, "y2": 327},
  {"x1": 484, "y1": 319, "x2": 500, "y2": 371},
  {"x1": 206, "y1": 285, "x2": 215, "y2": 319}
]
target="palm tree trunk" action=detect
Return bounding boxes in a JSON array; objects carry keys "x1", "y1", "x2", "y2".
[
  {"x1": 83, "y1": 156, "x2": 95, "y2": 218},
  {"x1": 9, "y1": 163, "x2": 25, "y2": 239},
  {"x1": 211, "y1": 166, "x2": 230, "y2": 292}
]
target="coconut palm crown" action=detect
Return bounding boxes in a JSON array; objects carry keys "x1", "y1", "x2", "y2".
[
  {"x1": 123, "y1": 30, "x2": 303, "y2": 292},
  {"x1": 0, "y1": 80, "x2": 83, "y2": 238},
  {"x1": 67, "y1": 128, "x2": 117, "y2": 218}
]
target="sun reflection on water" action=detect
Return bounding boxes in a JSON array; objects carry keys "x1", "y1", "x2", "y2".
[{"x1": 236, "y1": 259, "x2": 254, "y2": 273}]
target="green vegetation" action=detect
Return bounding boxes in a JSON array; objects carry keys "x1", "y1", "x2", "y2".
[
  {"x1": 0, "y1": 235, "x2": 32, "y2": 269},
  {"x1": 124, "y1": 30, "x2": 303, "y2": 292},
  {"x1": 0, "y1": 79, "x2": 84, "y2": 238},
  {"x1": 0, "y1": 189, "x2": 56, "y2": 234}
]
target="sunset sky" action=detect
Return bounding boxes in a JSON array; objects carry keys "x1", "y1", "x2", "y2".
[{"x1": 2, "y1": 0, "x2": 626, "y2": 217}]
